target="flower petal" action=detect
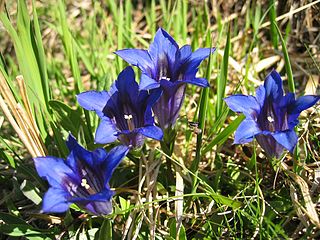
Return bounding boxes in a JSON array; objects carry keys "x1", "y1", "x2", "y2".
[
  {"x1": 190, "y1": 47, "x2": 215, "y2": 62},
  {"x1": 115, "y1": 67, "x2": 139, "y2": 104},
  {"x1": 234, "y1": 119, "x2": 261, "y2": 144},
  {"x1": 33, "y1": 156, "x2": 75, "y2": 188},
  {"x1": 256, "y1": 134, "x2": 285, "y2": 159},
  {"x1": 95, "y1": 119, "x2": 118, "y2": 144},
  {"x1": 149, "y1": 28, "x2": 178, "y2": 65},
  {"x1": 279, "y1": 92, "x2": 295, "y2": 108},
  {"x1": 289, "y1": 95, "x2": 320, "y2": 115},
  {"x1": 272, "y1": 130, "x2": 298, "y2": 153},
  {"x1": 104, "y1": 145, "x2": 129, "y2": 183},
  {"x1": 224, "y1": 95, "x2": 260, "y2": 119},
  {"x1": 66, "y1": 134, "x2": 99, "y2": 167},
  {"x1": 138, "y1": 125, "x2": 163, "y2": 140},
  {"x1": 139, "y1": 74, "x2": 160, "y2": 91},
  {"x1": 114, "y1": 49, "x2": 153, "y2": 74},
  {"x1": 177, "y1": 45, "x2": 192, "y2": 63},
  {"x1": 71, "y1": 190, "x2": 114, "y2": 215},
  {"x1": 182, "y1": 77, "x2": 210, "y2": 87},
  {"x1": 71, "y1": 189, "x2": 113, "y2": 203},
  {"x1": 178, "y1": 47, "x2": 215, "y2": 77},
  {"x1": 286, "y1": 95, "x2": 320, "y2": 128},
  {"x1": 42, "y1": 188, "x2": 71, "y2": 213},
  {"x1": 77, "y1": 91, "x2": 110, "y2": 117},
  {"x1": 264, "y1": 70, "x2": 284, "y2": 101},
  {"x1": 255, "y1": 85, "x2": 266, "y2": 108},
  {"x1": 144, "y1": 88, "x2": 162, "y2": 126}
]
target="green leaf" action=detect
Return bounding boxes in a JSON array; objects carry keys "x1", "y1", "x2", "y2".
[
  {"x1": 268, "y1": 0, "x2": 278, "y2": 49},
  {"x1": 0, "y1": 213, "x2": 52, "y2": 238},
  {"x1": 216, "y1": 26, "x2": 230, "y2": 118},
  {"x1": 98, "y1": 219, "x2": 112, "y2": 240},
  {"x1": 274, "y1": 22, "x2": 295, "y2": 93},
  {"x1": 169, "y1": 218, "x2": 187, "y2": 240},
  {"x1": 202, "y1": 114, "x2": 245, "y2": 155},
  {"x1": 49, "y1": 100, "x2": 82, "y2": 136},
  {"x1": 208, "y1": 192, "x2": 242, "y2": 209},
  {"x1": 20, "y1": 179, "x2": 42, "y2": 205},
  {"x1": 119, "y1": 196, "x2": 130, "y2": 211}
]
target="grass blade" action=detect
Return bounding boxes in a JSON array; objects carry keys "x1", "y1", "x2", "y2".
[
  {"x1": 190, "y1": 33, "x2": 213, "y2": 177},
  {"x1": 274, "y1": 22, "x2": 295, "y2": 93},
  {"x1": 216, "y1": 26, "x2": 230, "y2": 118}
]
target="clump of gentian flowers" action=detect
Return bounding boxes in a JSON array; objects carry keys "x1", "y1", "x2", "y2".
[
  {"x1": 32, "y1": 28, "x2": 319, "y2": 219},
  {"x1": 225, "y1": 70, "x2": 320, "y2": 158},
  {"x1": 33, "y1": 28, "x2": 213, "y2": 215}
]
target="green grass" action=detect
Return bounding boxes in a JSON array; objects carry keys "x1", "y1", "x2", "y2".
[{"x1": 0, "y1": 1, "x2": 320, "y2": 239}]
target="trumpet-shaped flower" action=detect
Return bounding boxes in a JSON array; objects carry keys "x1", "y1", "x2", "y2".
[
  {"x1": 33, "y1": 134, "x2": 129, "y2": 215},
  {"x1": 115, "y1": 28, "x2": 215, "y2": 130},
  {"x1": 225, "y1": 70, "x2": 320, "y2": 158},
  {"x1": 77, "y1": 67, "x2": 163, "y2": 148}
]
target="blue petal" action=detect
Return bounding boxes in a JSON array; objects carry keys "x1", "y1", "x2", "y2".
[
  {"x1": 144, "y1": 88, "x2": 162, "y2": 126},
  {"x1": 159, "y1": 79, "x2": 181, "y2": 96},
  {"x1": 71, "y1": 190, "x2": 114, "y2": 215},
  {"x1": 85, "y1": 200, "x2": 113, "y2": 216},
  {"x1": 190, "y1": 47, "x2": 215, "y2": 62},
  {"x1": 108, "y1": 82, "x2": 118, "y2": 96},
  {"x1": 42, "y1": 188, "x2": 71, "y2": 213},
  {"x1": 116, "y1": 67, "x2": 139, "y2": 104},
  {"x1": 71, "y1": 189, "x2": 113, "y2": 203},
  {"x1": 139, "y1": 74, "x2": 160, "y2": 91},
  {"x1": 95, "y1": 119, "x2": 118, "y2": 144},
  {"x1": 264, "y1": 70, "x2": 284, "y2": 101},
  {"x1": 149, "y1": 28, "x2": 178, "y2": 65},
  {"x1": 88, "y1": 148, "x2": 108, "y2": 168},
  {"x1": 280, "y1": 92, "x2": 295, "y2": 108},
  {"x1": 177, "y1": 45, "x2": 192, "y2": 62},
  {"x1": 138, "y1": 125, "x2": 163, "y2": 140},
  {"x1": 255, "y1": 85, "x2": 266, "y2": 108},
  {"x1": 66, "y1": 134, "x2": 97, "y2": 167},
  {"x1": 179, "y1": 47, "x2": 215, "y2": 77},
  {"x1": 287, "y1": 95, "x2": 320, "y2": 128},
  {"x1": 104, "y1": 145, "x2": 129, "y2": 183},
  {"x1": 182, "y1": 77, "x2": 210, "y2": 87},
  {"x1": 234, "y1": 119, "x2": 261, "y2": 144},
  {"x1": 272, "y1": 130, "x2": 298, "y2": 153},
  {"x1": 224, "y1": 95, "x2": 260, "y2": 119},
  {"x1": 77, "y1": 91, "x2": 110, "y2": 117},
  {"x1": 33, "y1": 156, "x2": 75, "y2": 188},
  {"x1": 114, "y1": 49, "x2": 153, "y2": 74},
  {"x1": 289, "y1": 95, "x2": 320, "y2": 115}
]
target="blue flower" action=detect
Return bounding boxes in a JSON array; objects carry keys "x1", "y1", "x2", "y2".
[
  {"x1": 225, "y1": 70, "x2": 320, "y2": 158},
  {"x1": 33, "y1": 134, "x2": 129, "y2": 215},
  {"x1": 77, "y1": 66, "x2": 163, "y2": 148},
  {"x1": 115, "y1": 28, "x2": 215, "y2": 130}
]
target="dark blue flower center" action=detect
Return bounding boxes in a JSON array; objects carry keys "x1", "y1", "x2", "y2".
[
  {"x1": 258, "y1": 99, "x2": 289, "y2": 132},
  {"x1": 156, "y1": 54, "x2": 172, "y2": 81},
  {"x1": 103, "y1": 93, "x2": 145, "y2": 132},
  {"x1": 63, "y1": 160, "x2": 104, "y2": 200}
]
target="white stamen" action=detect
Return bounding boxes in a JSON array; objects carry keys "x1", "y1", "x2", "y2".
[
  {"x1": 267, "y1": 116, "x2": 274, "y2": 123},
  {"x1": 81, "y1": 178, "x2": 90, "y2": 190},
  {"x1": 124, "y1": 114, "x2": 133, "y2": 120},
  {"x1": 162, "y1": 76, "x2": 170, "y2": 81}
]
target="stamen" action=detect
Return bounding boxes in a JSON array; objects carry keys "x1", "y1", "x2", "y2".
[
  {"x1": 124, "y1": 114, "x2": 134, "y2": 131},
  {"x1": 267, "y1": 116, "x2": 274, "y2": 123},
  {"x1": 81, "y1": 178, "x2": 90, "y2": 190},
  {"x1": 124, "y1": 114, "x2": 133, "y2": 120},
  {"x1": 162, "y1": 76, "x2": 170, "y2": 81}
]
